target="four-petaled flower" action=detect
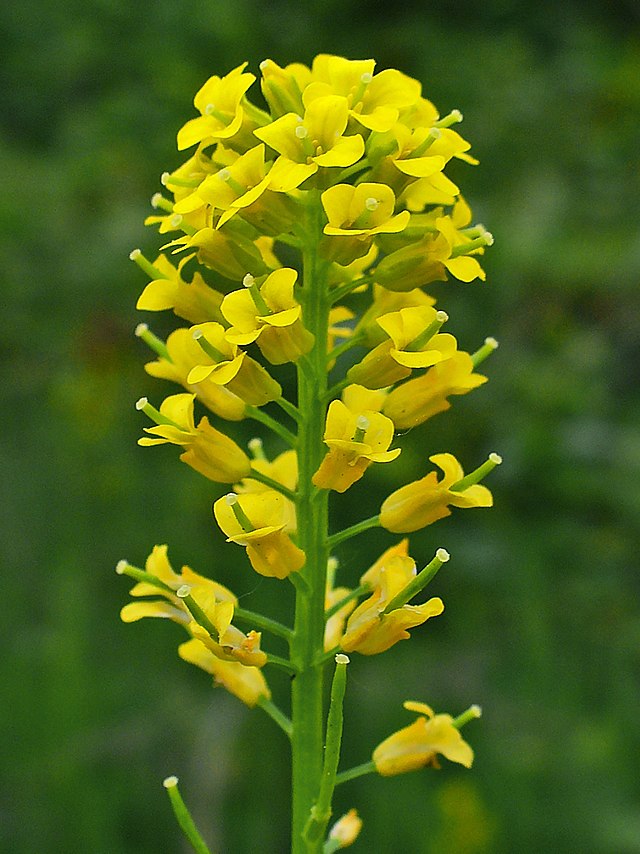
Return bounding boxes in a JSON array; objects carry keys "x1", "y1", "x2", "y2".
[
  {"x1": 179, "y1": 638, "x2": 271, "y2": 707},
  {"x1": 372, "y1": 701, "x2": 474, "y2": 775}
]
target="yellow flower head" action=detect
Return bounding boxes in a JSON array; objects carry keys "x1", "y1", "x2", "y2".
[
  {"x1": 177, "y1": 63, "x2": 256, "y2": 150},
  {"x1": 178, "y1": 638, "x2": 271, "y2": 707},
  {"x1": 255, "y1": 95, "x2": 365, "y2": 191},
  {"x1": 144, "y1": 328, "x2": 247, "y2": 422},
  {"x1": 372, "y1": 701, "x2": 475, "y2": 775},
  {"x1": 135, "y1": 253, "x2": 224, "y2": 325},
  {"x1": 186, "y1": 321, "x2": 282, "y2": 405},
  {"x1": 213, "y1": 491, "x2": 305, "y2": 579},
  {"x1": 235, "y1": 444, "x2": 298, "y2": 533},
  {"x1": 312, "y1": 399, "x2": 400, "y2": 493},
  {"x1": 138, "y1": 393, "x2": 252, "y2": 483},
  {"x1": 340, "y1": 553, "x2": 443, "y2": 655},
  {"x1": 380, "y1": 452, "x2": 496, "y2": 533},
  {"x1": 347, "y1": 306, "x2": 456, "y2": 390},
  {"x1": 383, "y1": 351, "x2": 488, "y2": 429},
  {"x1": 221, "y1": 268, "x2": 314, "y2": 364}
]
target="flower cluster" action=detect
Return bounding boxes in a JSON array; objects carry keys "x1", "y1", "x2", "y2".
[{"x1": 119, "y1": 54, "x2": 500, "y2": 852}]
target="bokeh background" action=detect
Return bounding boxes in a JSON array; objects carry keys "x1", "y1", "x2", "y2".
[{"x1": 2, "y1": 1, "x2": 639, "y2": 851}]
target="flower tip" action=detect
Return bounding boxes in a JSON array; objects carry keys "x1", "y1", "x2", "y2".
[
  {"x1": 243, "y1": 273, "x2": 255, "y2": 288},
  {"x1": 135, "y1": 397, "x2": 148, "y2": 411},
  {"x1": 248, "y1": 437, "x2": 263, "y2": 453},
  {"x1": 192, "y1": 328, "x2": 204, "y2": 340},
  {"x1": 259, "y1": 59, "x2": 270, "y2": 71},
  {"x1": 169, "y1": 213, "x2": 183, "y2": 228},
  {"x1": 470, "y1": 704, "x2": 482, "y2": 718},
  {"x1": 327, "y1": 555, "x2": 340, "y2": 572},
  {"x1": 129, "y1": 248, "x2": 141, "y2": 260},
  {"x1": 115, "y1": 559, "x2": 128, "y2": 575},
  {"x1": 356, "y1": 415, "x2": 370, "y2": 430},
  {"x1": 176, "y1": 584, "x2": 192, "y2": 599},
  {"x1": 482, "y1": 230, "x2": 495, "y2": 246},
  {"x1": 135, "y1": 322, "x2": 149, "y2": 337},
  {"x1": 429, "y1": 126, "x2": 442, "y2": 139},
  {"x1": 435, "y1": 310, "x2": 449, "y2": 323},
  {"x1": 150, "y1": 193, "x2": 163, "y2": 208},
  {"x1": 436, "y1": 548, "x2": 450, "y2": 562},
  {"x1": 160, "y1": 172, "x2": 171, "y2": 186},
  {"x1": 364, "y1": 196, "x2": 379, "y2": 211},
  {"x1": 335, "y1": 653, "x2": 350, "y2": 665},
  {"x1": 162, "y1": 775, "x2": 179, "y2": 789},
  {"x1": 361, "y1": 71, "x2": 373, "y2": 84},
  {"x1": 451, "y1": 109, "x2": 463, "y2": 122},
  {"x1": 489, "y1": 452, "x2": 502, "y2": 465},
  {"x1": 225, "y1": 492, "x2": 239, "y2": 506},
  {"x1": 485, "y1": 336, "x2": 499, "y2": 349}
]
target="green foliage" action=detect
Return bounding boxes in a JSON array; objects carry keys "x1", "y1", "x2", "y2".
[{"x1": 2, "y1": 1, "x2": 639, "y2": 851}]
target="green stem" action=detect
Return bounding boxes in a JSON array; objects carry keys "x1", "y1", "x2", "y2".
[
  {"x1": 163, "y1": 776, "x2": 213, "y2": 854},
  {"x1": 290, "y1": 191, "x2": 331, "y2": 854},
  {"x1": 275, "y1": 395, "x2": 303, "y2": 424},
  {"x1": 258, "y1": 696, "x2": 293, "y2": 739},
  {"x1": 334, "y1": 761, "x2": 376, "y2": 787},
  {"x1": 246, "y1": 406, "x2": 297, "y2": 447},
  {"x1": 265, "y1": 653, "x2": 298, "y2": 675},
  {"x1": 329, "y1": 275, "x2": 374, "y2": 306},
  {"x1": 233, "y1": 606, "x2": 294, "y2": 642},
  {"x1": 327, "y1": 334, "x2": 365, "y2": 364},
  {"x1": 324, "y1": 584, "x2": 370, "y2": 620},
  {"x1": 327, "y1": 515, "x2": 381, "y2": 549}
]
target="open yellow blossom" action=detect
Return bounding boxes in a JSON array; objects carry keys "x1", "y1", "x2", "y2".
[
  {"x1": 380, "y1": 452, "x2": 496, "y2": 533},
  {"x1": 138, "y1": 393, "x2": 251, "y2": 483},
  {"x1": 222, "y1": 269, "x2": 314, "y2": 364},
  {"x1": 186, "y1": 321, "x2": 282, "y2": 405},
  {"x1": 313, "y1": 400, "x2": 400, "y2": 493},
  {"x1": 347, "y1": 306, "x2": 457, "y2": 389},
  {"x1": 134, "y1": 253, "x2": 225, "y2": 325},
  {"x1": 254, "y1": 95, "x2": 365, "y2": 190},
  {"x1": 144, "y1": 327, "x2": 246, "y2": 422},
  {"x1": 178, "y1": 638, "x2": 271, "y2": 707},
  {"x1": 235, "y1": 445, "x2": 298, "y2": 533},
  {"x1": 340, "y1": 553, "x2": 443, "y2": 655},
  {"x1": 355, "y1": 285, "x2": 436, "y2": 347},
  {"x1": 177, "y1": 63, "x2": 257, "y2": 150},
  {"x1": 183, "y1": 588, "x2": 267, "y2": 668},
  {"x1": 383, "y1": 351, "x2": 488, "y2": 429},
  {"x1": 323, "y1": 182, "x2": 410, "y2": 238},
  {"x1": 120, "y1": 544, "x2": 236, "y2": 626},
  {"x1": 213, "y1": 491, "x2": 305, "y2": 579},
  {"x1": 372, "y1": 701, "x2": 475, "y2": 775},
  {"x1": 307, "y1": 54, "x2": 421, "y2": 132}
]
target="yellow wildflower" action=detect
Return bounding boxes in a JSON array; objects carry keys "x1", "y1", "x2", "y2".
[
  {"x1": 178, "y1": 638, "x2": 271, "y2": 707},
  {"x1": 137, "y1": 393, "x2": 251, "y2": 483},
  {"x1": 177, "y1": 63, "x2": 256, "y2": 150},
  {"x1": 340, "y1": 553, "x2": 443, "y2": 655},
  {"x1": 213, "y1": 491, "x2": 305, "y2": 579},
  {"x1": 383, "y1": 351, "x2": 488, "y2": 429},
  {"x1": 235, "y1": 443, "x2": 298, "y2": 533},
  {"x1": 254, "y1": 95, "x2": 365, "y2": 190},
  {"x1": 144, "y1": 328, "x2": 246, "y2": 422},
  {"x1": 313, "y1": 400, "x2": 400, "y2": 493},
  {"x1": 186, "y1": 321, "x2": 282, "y2": 405},
  {"x1": 134, "y1": 252, "x2": 224, "y2": 325},
  {"x1": 380, "y1": 452, "x2": 497, "y2": 533},
  {"x1": 372, "y1": 701, "x2": 475, "y2": 775},
  {"x1": 222, "y1": 269, "x2": 314, "y2": 364}
]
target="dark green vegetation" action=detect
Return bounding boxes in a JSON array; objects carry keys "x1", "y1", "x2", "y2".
[{"x1": 2, "y1": 1, "x2": 639, "y2": 851}]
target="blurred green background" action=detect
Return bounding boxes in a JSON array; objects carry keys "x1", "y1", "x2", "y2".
[{"x1": 2, "y1": 1, "x2": 639, "y2": 851}]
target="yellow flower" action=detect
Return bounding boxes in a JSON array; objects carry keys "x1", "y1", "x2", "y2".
[
  {"x1": 138, "y1": 393, "x2": 251, "y2": 483},
  {"x1": 312, "y1": 400, "x2": 400, "y2": 493},
  {"x1": 144, "y1": 328, "x2": 246, "y2": 422},
  {"x1": 186, "y1": 321, "x2": 282, "y2": 406},
  {"x1": 259, "y1": 58, "x2": 311, "y2": 118},
  {"x1": 213, "y1": 491, "x2": 305, "y2": 579},
  {"x1": 347, "y1": 306, "x2": 457, "y2": 390},
  {"x1": 340, "y1": 553, "x2": 443, "y2": 655},
  {"x1": 178, "y1": 638, "x2": 271, "y2": 707},
  {"x1": 185, "y1": 589, "x2": 267, "y2": 668},
  {"x1": 380, "y1": 452, "x2": 495, "y2": 533},
  {"x1": 163, "y1": 222, "x2": 272, "y2": 282},
  {"x1": 135, "y1": 253, "x2": 224, "y2": 325},
  {"x1": 177, "y1": 63, "x2": 256, "y2": 150},
  {"x1": 308, "y1": 54, "x2": 421, "y2": 132},
  {"x1": 372, "y1": 701, "x2": 474, "y2": 775},
  {"x1": 120, "y1": 544, "x2": 237, "y2": 626},
  {"x1": 383, "y1": 352, "x2": 488, "y2": 429},
  {"x1": 235, "y1": 445, "x2": 298, "y2": 533},
  {"x1": 254, "y1": 95, "x2": 365, "y2": 190},
  {"x1": 221, "y1": 269, "x2": 314, "y2": 364},
  {"x1": 358, "y1": 538, "x2": 410, "y2": 588},
  {"x1": 355, "y1": 284, "x2": 436, "y2": 347}
]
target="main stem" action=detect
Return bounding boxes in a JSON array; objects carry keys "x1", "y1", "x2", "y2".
[{"x1": 290, "y1": 193, "x2": 331, "y2": 854}]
